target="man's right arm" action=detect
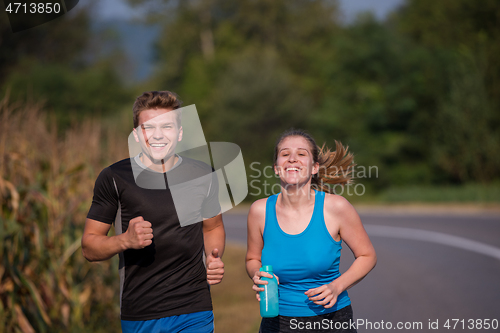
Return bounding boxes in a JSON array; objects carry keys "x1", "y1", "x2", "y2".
[{"x1": 81, "y1": 216, "x2": 153, "y2": 262}]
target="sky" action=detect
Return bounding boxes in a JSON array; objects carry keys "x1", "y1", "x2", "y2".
[
  {"x1": 95, "y1": 0, "x2": 406, "y2": 22},
  {"x1": 338, "y1": 0, "x2": 405, "y2": 21}
]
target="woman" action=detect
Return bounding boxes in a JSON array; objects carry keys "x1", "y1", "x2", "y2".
[{"x1": 246, "y1": 129, "x2": 377, "y2": 333}]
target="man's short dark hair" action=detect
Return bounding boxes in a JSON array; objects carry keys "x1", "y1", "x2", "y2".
[{"x1": 133, "y1": 91, "x2": 183, "y2": 128}]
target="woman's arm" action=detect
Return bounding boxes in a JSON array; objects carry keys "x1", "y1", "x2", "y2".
[
  {"x1": 245, "y1": 199, "x2": 266, "y2": 278},
  {"x1": 245, "y1": 199, "x2": 275, "y2": 300},
  {"x1": 306, "y1": 195, "x2": 377, "y2": 308}
]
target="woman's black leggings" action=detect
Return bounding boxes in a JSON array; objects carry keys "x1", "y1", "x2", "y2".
[{"x1": 259, "y1": 305, "x2": 357, "y2": 333}]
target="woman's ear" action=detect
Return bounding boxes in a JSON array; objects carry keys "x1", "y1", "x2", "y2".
[{"x1": 312, "y1": 162, "x2": 320, "y2": 175}]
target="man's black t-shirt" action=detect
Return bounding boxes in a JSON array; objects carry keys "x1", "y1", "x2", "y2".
[{"x1": 87, "y1": 156, "x2": 220, "y2": 321}]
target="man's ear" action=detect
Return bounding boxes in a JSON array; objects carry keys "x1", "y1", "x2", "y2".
[
  {"x1": 133, "y1": 128, "x2": 140, "y2": 143},
  {"x1": 178, "y1": 126, "x2": 183, "y2": 142}
]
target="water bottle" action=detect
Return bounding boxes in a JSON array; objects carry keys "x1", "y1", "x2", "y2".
[{"x1": 259, "y1": 265, "x2": 279, "y2": 317}]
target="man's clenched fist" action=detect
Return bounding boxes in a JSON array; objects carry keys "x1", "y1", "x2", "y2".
[{"x1": 125, "y1": 216, "x2": 153, "y2": 249}]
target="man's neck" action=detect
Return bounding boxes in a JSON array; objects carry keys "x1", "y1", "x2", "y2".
[{"x1": 140, "y1": 154, "x2": 178, "y2": 173}]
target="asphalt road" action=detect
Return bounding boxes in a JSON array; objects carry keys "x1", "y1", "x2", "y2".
[{"x1": 222, "y1": 208, "x2": 500, "y2": 332}]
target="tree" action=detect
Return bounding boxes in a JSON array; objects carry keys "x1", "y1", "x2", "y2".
[
  {"x1": 0, "y1": 4, "x2": 133, "y2": 125},
  {"x1": 0, "y1": 5, "x2": 89, "y2": 85},
  {"x1": 394, "y1": 0, "x2": 500, "y2": 183}
]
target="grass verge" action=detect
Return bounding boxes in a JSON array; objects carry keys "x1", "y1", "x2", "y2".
[
  {"x1": 378, "y1": 183, "x2": 500, "y2": 203},
  {"x1": 211, "y1": 244, "x2": 261, "y2": 333}
]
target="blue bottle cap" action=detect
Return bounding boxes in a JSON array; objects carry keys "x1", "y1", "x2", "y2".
[{"x1": 260, "y1": 265, "x2": 273, "y2": 273}]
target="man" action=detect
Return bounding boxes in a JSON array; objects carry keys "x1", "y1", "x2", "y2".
[{"x1": 82, "y1": 91, "x2": 225, "y2": 333}]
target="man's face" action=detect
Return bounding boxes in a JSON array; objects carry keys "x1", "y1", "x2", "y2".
[{"x1": 133, "y1": 108, "x2": 183, "y2": 165}]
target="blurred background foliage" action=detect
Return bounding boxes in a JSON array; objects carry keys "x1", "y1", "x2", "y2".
[
  {"x1": 0, "y1": 6, "x2": 134, "y2": 128},
  {"x1": 1, "y1": 0, "x2": 499, "y2": 331}
]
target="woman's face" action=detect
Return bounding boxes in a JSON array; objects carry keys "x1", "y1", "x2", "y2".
[{"x1": 274, "y1": 136, "x2": 319, "y2": 186}]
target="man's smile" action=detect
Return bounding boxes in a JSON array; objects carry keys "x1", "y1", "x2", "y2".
[{"x1": 148, "y1": 142, "x2": 168, "y2": 150}]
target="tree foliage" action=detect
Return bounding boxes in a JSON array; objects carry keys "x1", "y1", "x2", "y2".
[
  {"x1": 394, "y1": 0, "x2": 500, "y2": 183},
  {"x1": 0, "y1": 5, "x2": 132, "y2": 126}
]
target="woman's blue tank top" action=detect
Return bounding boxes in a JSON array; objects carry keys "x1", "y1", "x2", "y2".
[{"x1": 261, "y1": 190, "x2": 351, "y2": 317}]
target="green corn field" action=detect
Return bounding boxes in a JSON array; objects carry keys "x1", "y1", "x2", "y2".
[{"x1": 0, "y1": 97, "x2": 128, "y2": 333}]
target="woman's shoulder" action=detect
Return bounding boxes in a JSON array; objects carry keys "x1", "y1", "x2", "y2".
[
  {"x1": 248, "y1": 198, "x2": 268, "y2": 217},
  {"x1": 323, "y1": 192, "x2": 357, "y2": 218},
  {"x1": 247, "y1": 198, "x2": 268, "y2": 231}
]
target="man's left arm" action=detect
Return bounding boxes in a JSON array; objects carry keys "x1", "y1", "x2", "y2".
[{"x1": 203, "y1": 213, "x2": 225, "y2": 285}]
